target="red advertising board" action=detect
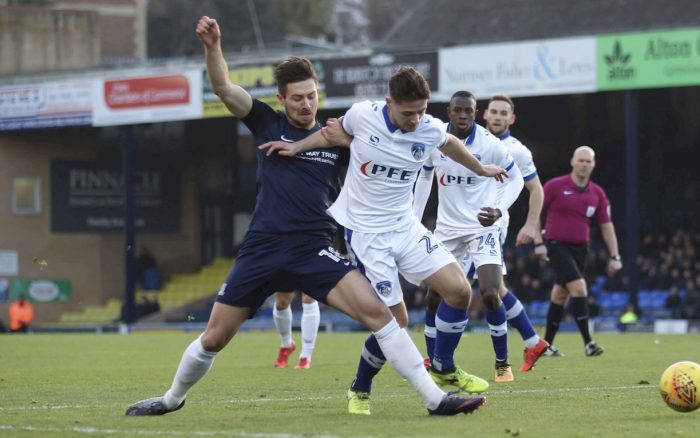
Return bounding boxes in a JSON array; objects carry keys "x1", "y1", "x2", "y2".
[{"x1": 104, "y1": 75, "x2": 190, "y2": 109}]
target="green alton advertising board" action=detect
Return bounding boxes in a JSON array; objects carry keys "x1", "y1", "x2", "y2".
[{"x1": 598, "y1": 28, "x2": 700, "y2": 91}]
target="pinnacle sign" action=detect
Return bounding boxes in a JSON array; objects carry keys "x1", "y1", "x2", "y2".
[{"x1": 598, "y1": 28, "x2": 700, "y2": 91}]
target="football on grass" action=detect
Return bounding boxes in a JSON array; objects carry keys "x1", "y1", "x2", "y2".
[{"x1": 659, "y1": 361, "x2": 700, "y2": 412}]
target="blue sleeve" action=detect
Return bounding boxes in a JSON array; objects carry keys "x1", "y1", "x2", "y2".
[{"x1": 241, "y1": 99, "x2": 277, "y2": 136}]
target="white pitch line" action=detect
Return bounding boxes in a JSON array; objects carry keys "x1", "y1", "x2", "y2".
[
  {"x1": 0, "y1": 384, "x2": 654, "y2": 413},
  {"x1": 0, "y1": 425, "x2": 325, "y2": 438},
  {"x1": 0, "y1": 386, "x2": 656, "y2": 437}
]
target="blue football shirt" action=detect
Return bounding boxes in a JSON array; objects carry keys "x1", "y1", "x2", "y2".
[{"x1": 241, "y1": 99, "x2": 345, "y2": 236}]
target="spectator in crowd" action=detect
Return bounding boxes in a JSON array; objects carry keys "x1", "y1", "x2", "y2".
[
  {"x1": 137, "y1": 294, "x2": 161, "y2": 318},
  {"x1": 136, "y1": 246, "x2": 163, "y2": 291},
  {"x1": 617, "y1": 304, "x2": 639, "y2": 332},
  {"x1": 639, "y1": 232, "x2": 658, "y2": 258},
  {"x1": 665, "y1": 286, "x2": 683, "y2": 319},
  {"x1": 681, "y1": 279, "x2": 699, "y2": 319},
  {"x1": 9, "y1": 293, "x2": 34, "y2": 333}
]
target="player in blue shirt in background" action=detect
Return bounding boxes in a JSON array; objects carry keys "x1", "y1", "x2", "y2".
[{"x1": 125, "y1": 15, "x2": 486, "y2": 417}]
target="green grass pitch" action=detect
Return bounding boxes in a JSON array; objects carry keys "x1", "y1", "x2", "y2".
[{"x1": 0, "y1": 330, "x2": 698, "y2": 437}]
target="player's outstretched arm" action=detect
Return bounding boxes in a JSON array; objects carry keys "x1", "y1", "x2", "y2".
[
  {"x1": 259, "y1": 130, "x2": 333, "y2": 157},
  {"x1": 412, "y1": 167, "x2": 434, "y2": 221},
  {"x1": 441, "y1": 134, "x2": 507, "y2": 181},
  {"x1": 260, "y1": 117, "x2": 352, "y2": 156},
  {"x1": 196, "y1": 16, "x2": 252, "y2": 118},
  {"x1": 321, "y1": 117, "x2": 352, "y2": 147}
]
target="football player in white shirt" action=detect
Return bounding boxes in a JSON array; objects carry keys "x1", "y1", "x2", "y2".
[
  {"x1": 481, "y1": 95, "x2": 551, "y2": 363},
  {"x1": 261, "y1": 67, "x2": 506, "y2": 415},
  {"x1": 413, "y1": 91, "x2": 525, "y2": 383}
]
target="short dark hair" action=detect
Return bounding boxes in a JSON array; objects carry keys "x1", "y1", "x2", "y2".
[
  {"x1": 274, "y1": 56, "x2": 318, "y2": 96},
  {"x1": 489, "y1": 94, "x2": 515, "y2": 112},
  {"x1": 450, "y1": 90, "x2": 476, "y2": 104},
  {"x1": 389, "y1": 66, "x2": 431, "y2": 103}
]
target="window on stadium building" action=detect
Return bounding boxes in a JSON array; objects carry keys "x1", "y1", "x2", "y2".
[{"x1": 12, "y1": 177, "x2": 41, "y2": 215}]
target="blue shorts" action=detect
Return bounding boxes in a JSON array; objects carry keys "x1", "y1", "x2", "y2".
[{"x1": 215, "y1": 231, "x2": 355, "y2": 314}]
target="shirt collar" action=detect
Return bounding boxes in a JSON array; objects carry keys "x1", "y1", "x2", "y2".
[
  {"x1": 382, "y1": 105, "x2": 399, "y2": 133},
  {"x1": 447, "y1": 123, "x2": 477, "y2": 145}
]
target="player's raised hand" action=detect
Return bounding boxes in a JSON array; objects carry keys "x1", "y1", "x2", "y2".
[
  {"x1": 196, "y1": 16, "x2": 221, "y2": 49},
  {"x1": 481, "y1": 164, "x2": 507, "y2": 182},
  {"x1": 321, "y1": 117, "x2": 352, "y2": 147},
  {"x1": 259, "y1": 141, "x2": 300, "y2": 157}
]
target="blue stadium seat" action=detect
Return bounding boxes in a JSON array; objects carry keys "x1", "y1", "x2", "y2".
[
  {"x1": 527, "y1": 300, "x2": 550, "y2": 319},
  {"x1": 599, "y1": 291, "x2": 629, "y2": 317},
  {"x1": 637, "y1": 290, "x2": 655, "y2": 311},
  {"x1": 651, "y1": 291, "x2": 669, "y2": 308}
]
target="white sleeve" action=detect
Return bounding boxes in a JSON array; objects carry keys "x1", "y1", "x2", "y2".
[
  {"x1": 412, "y1": 160, "x2": 434, "y2": 221},
  {"x1": 494, "y1": 157, "x2": 524, "y2": 213},
  {"x1": 341, "y1": 100, "x2": 370, "y2": 136},
  {"x1": 512, "y1": 142, "x2": 538, "y2": 181},
  {"x1": 431, "y1": 118, "x2": 448, "y2": 148}
]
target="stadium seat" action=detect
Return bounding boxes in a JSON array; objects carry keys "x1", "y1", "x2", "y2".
[{"x1": 58, "y1": 258, "x2": 234, "y2": 325}]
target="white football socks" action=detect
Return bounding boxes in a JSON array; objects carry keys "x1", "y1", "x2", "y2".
[
  {"x1": 300, "y1": 301, "x2": 320, "y2": 359},
  {"x1": 163, "y1": 334, "x2": 217, "y2": 408},
  {"x1": 273, "y1": 304, "x2": 293, "y2": 348},
  {"x1": 373, "y1": 318, "x2": 444, "y2": 410}
]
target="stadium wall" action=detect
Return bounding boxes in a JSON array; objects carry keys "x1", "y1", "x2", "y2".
[
  {"x1": 0, "y1": 6, "x2": 99, "y2": 76},
  {"x1": 0, "y1": 127, "x2": 202, "y2": 324}
]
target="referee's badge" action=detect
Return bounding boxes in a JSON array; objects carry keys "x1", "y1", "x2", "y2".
[{"x1": 586, "y1": 206, "x2": 596, "y2": 217}]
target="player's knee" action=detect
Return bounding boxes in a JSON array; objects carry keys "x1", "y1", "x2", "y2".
[
  {"x1": 301, "y1": 294, "x2": 316, "y2": 305},
  {"x1": 360, "y1": 305, "x2": 393, "y2": 331},
  {"x1": 570, "y1": 288, "x2": 588, "y2": 297},
  {"x1": 444, "y1": 282, "x2": 471, "y2": 307},
  {"x1": 275, "y1": 293, "x2": 293, "y2": 309},
  {"x1": 395, "y1": 313, "x2": 408, "y2": 328},
  {"x1": 425, "y1": 289, "x2": 441, "y2": 313},
  {"x1": 482, "y1": 292, "x2": 501, "y2": 310},
  {"x1": 200, "y1": 331, "x2": 229, "y2": 352}
]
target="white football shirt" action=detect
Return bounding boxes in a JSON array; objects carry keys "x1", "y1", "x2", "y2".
[
  {"x1": 497, "y1": 131, "x2": 537, "y2": 233},
  {"x1": 328, "y1": 100, "x2": 447, "y2": 233},
  {"x1": 424, "y1": 123, "x2": 515, "y2": 234}
]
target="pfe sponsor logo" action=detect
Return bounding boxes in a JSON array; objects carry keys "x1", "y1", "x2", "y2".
[
  {"x1": 438, "y1": 174, "x2": 477, "y2": 185},
  {"x1": 360, "y1": 161, "x2": 414, "y2": 181}
]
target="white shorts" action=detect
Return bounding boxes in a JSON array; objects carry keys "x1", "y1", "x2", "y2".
[
  {"x1": 434, "y1": 227, "x2": 506, "y2": 280},
  {"x1": 346, "y1": 218, "x2": 456, "y2": 307}
]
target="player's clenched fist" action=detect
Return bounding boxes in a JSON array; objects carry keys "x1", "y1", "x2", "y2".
[{"x1": 196, "y1": 16, "x2": 221, "y2": 48}]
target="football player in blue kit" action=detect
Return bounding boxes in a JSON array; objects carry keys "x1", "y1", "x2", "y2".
[{"x1": 125, "y1": 16, "x2": 485, "y2": 417}]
